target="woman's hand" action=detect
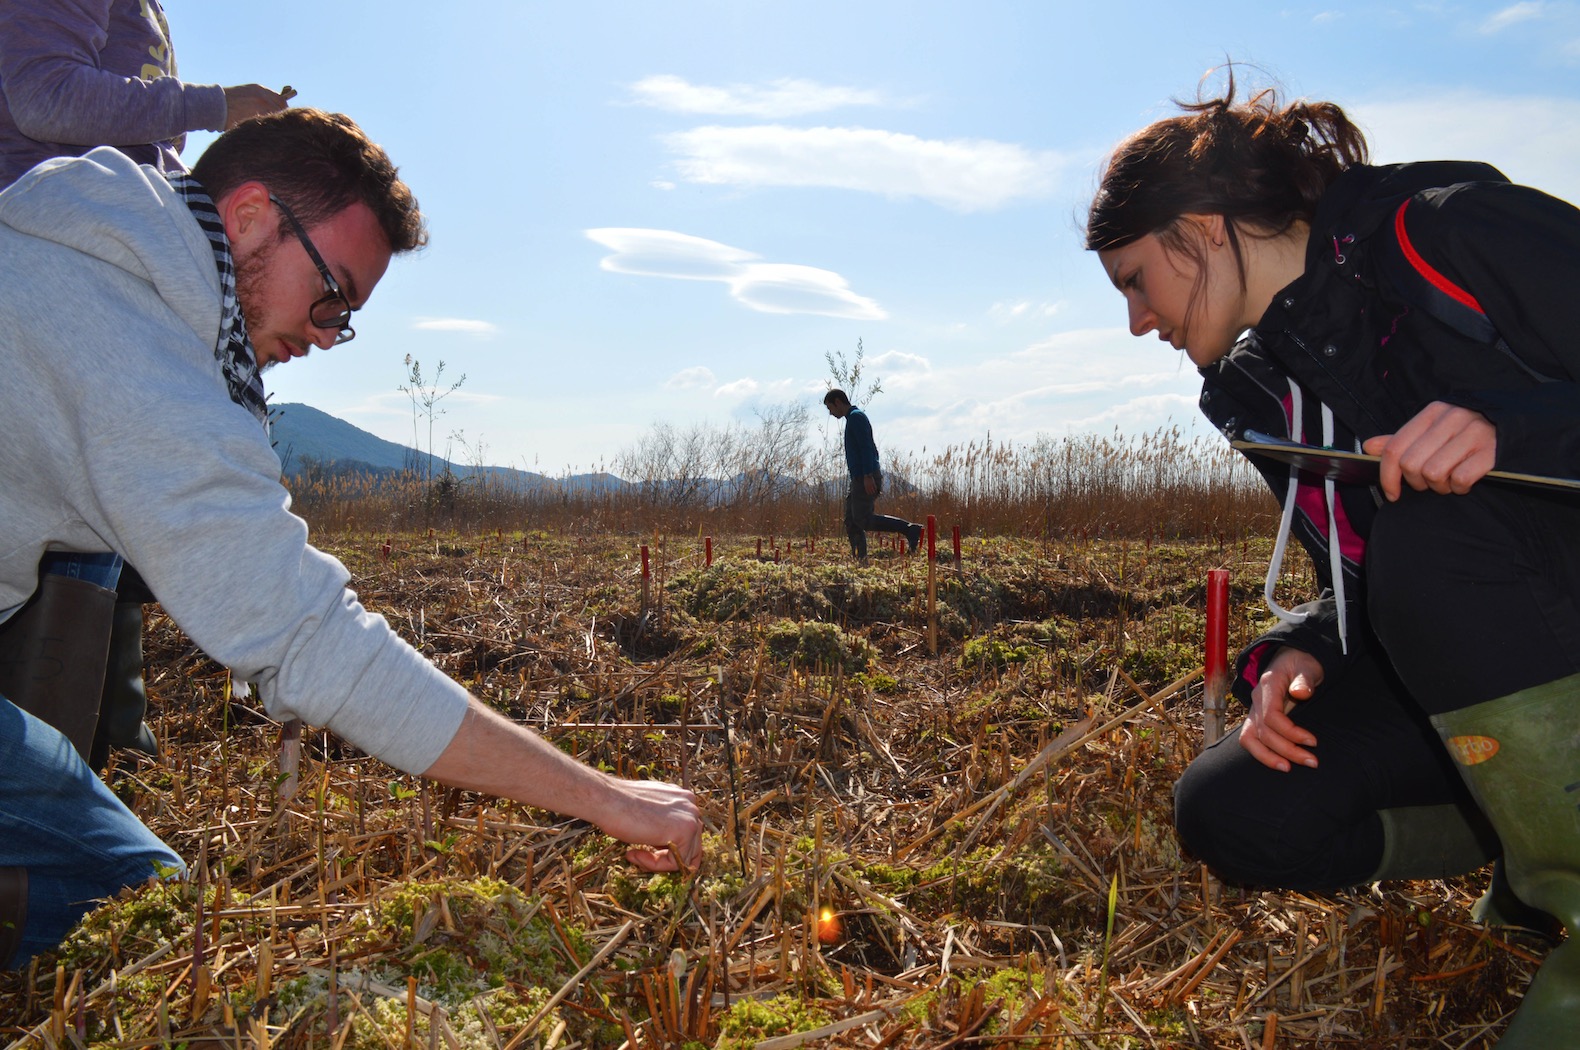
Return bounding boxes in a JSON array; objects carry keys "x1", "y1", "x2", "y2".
[
  {"x1": 1240, "y1": 646, "x2": 1325, "y2": 772},
  {"x1": 221, "y1": 84, "x2": 296, "y2": 129},
  {"x1": 1362, "y1": 401, "x2": 1496, "y2": 501}
]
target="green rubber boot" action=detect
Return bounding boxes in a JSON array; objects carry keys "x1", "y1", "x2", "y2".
[
  {"x1": 1370, "y1": 803, "x2": 1499, "y2": 882},
  {"x1": 1432, "y1": 673, "x2": 1580, "y2": 1047},
  {"x1": 89, "y1": 599, "x2": 159, "y2": 771}
]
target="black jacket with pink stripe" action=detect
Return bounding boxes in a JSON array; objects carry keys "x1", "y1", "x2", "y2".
[{"x1": 1198, "y1": 160, "x2": 1580, "y2": 704}]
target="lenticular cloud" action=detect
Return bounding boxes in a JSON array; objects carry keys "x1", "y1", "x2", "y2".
[{"x1": 585, "y1": 228, "x2": 886, "y2": 320}]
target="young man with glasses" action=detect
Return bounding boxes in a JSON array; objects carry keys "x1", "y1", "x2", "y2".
[
  {"x1": 0, "y1": 108, "x2": 703, "y2": 970},
  {"x1": 0, "y1": 0, "x2": 298, "y2": 784}
]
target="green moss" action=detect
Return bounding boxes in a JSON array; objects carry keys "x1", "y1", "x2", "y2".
[
  {"x1": 1119, "y1": 639, "x2": 1199, "y2": 687},
  {"x1": 58, "y1": 878, "x2": 192, "y2": 968},
  {"x1": 916, "y1": 844, "x2": 1070, "y2": 926},
  {"x1": 958, "y1": 636, "x2": 1042, "y2": 671},
  {"x1": 606, "y1": 869, "x2": 691, "y2": 916},
  {"x1": 354, "y1": 877, "x2": 586, "y2": 995},
  {"x1": 763, "y1": 619, "x2": 874, "y2": 672},
  {"x1": 857, "y1": 861, "x2": 920, "y2": 893},
  {"x1": 716, "y1": 994, "x2": 830, "y2": 1049},
  {"x1": 852, "y1": 670, "x2": 899, "y2": 694}
]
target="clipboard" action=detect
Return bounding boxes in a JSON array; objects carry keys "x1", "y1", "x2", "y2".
[{"x1": 1230, "y1": 431, "x2": 1580, "y2": 493}]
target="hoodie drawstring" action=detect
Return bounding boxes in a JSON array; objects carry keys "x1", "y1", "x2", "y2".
[{"x1": 1261, "y1": 386, "x2": 1352, "y2": 655}]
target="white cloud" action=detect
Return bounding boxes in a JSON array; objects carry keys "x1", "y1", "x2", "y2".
[
  {"x1": 1353, "y1": 90, "x2": 1580, "y2": 204},
  {"x1": 988, "y1": 300, "x2": 1060, "y2": 325},
  {"x1": 716, "y1": 378, "x2": 760, "y2": 398},
  {"x1": 662, "y1": 125, "x2": 1062, "y2": 212},
  {"x1": 665, "y1": 366, "x2": 716, "y2": 390},
  {"x1": 629, "y1": 74, "x2": 889, "y2": 117},
  {"x1": 847, "y1": 324, "x2": 1209, "y2": 457},
  {"x1": 868, "y1": 350, "x2": 930, "y2": 373},
  {"x1": 1480, "y1": 2, "x2": 1545, "y2": 33},
  {"x1": 412, "y1": 317, "x2": 498, "y2": 335},
  {"x1": 1062, "y1": 392, "x2": 1203, "y2": 433},
  {"x1": 585, "y1": 227, "x2": 886, "y2": 320}
]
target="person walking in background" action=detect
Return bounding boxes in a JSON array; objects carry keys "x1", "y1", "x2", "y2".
[
  {"x1": 1087, "y1": 72, "x2": 1580, "y2": 1046},
  {"x1": 824, "y1": 389, "x2": 923, "y2": 562},
  {"x1": 0, "y1": 0, "x2": 296, "y2": 771},
  {"x1": 0, "y1": 108, "x2": 703, "y2": 971}
]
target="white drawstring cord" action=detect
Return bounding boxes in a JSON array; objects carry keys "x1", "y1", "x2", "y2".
[
  {"x1": 1321, "y1": 404, "x2": 1350, "y2": 656},
  {"x1": 1263, "y1": 385, "x2": 1310, "y2": 627},
  {"x1": 1257, "y1": 386, "x2": 1353, "y2": 655}
]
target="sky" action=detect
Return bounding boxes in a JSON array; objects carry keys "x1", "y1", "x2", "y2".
[{"x1": 171, "y1": 0, "x2": 1580, "y2": 477}]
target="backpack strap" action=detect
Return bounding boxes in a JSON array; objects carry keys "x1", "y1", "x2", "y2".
[{"x1": 1382, "y1": 198, "x2": 1557, "y2": 383}]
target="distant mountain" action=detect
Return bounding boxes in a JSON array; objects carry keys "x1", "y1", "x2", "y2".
[
  {"x1": 269, "y1": 403, "x2": 416, "y2": 474},
  {"x1": 267, "y1": 403, "x2": 626, "y2": 493},
  {"x1": 267, "y1": 404, "x2": 845, "y2": 501}
]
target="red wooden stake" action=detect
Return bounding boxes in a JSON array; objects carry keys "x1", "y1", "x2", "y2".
[
  {"x1": 756, "y1": 537, "x2": 763, "y2": 557},
  {"x1": 640, "y1": 544, "x2": 651, "y2": 617},
  {"x1": 705, "y1": 536, "x2": 713, "y2": 567},
  {"x1": 925, "y1": 515, "x2": 938, "y2": 655},
  {"x1": 1204, "y1": 569, "x2": 1230, "y2": 747}
]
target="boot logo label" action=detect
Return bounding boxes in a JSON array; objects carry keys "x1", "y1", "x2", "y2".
[{"x1": 1446, "y1": 734, "x2": 1500, "y2": 766}]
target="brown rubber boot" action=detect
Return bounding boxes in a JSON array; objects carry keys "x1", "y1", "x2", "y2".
[
  {"x1": 0, "y1": 867, "x2": 27, "y2": 971},
  {"x1": 0, "y1": 572, "x2": 116, "y2": 761}
]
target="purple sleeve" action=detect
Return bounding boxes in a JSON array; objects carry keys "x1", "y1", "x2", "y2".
[{"x1": 0, "y1": 0, "x2": 225, "y2": 148}]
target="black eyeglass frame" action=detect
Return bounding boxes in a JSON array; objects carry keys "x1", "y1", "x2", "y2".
[{"x1": 268, "y1": 193, "x2": 356, "y2": 345}]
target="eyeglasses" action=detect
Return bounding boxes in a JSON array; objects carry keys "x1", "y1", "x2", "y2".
[{"x1": 268, "y1": 193, "x2": 356, "y2": 344}]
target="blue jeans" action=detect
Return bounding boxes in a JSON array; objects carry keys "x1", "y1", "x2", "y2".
[
  {"x1": 843, "y1": 474, "x2": 915, "y2": 559},
  {"x1": 0, "y1": 552, "x2": 182, "y2": 969},
  {"x1": 0, "y1": 698, "x2": 183, "y2": 968},
  {"x1": 38, "y1": 551, "x2": 123, "y2": 590}
]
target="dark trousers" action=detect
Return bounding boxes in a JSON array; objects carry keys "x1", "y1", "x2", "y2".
[
  {"x1": 844, "y1": 474, "x2": 912, "y2": 558},
  {"x1": 1176, "y1": 484, "x2": 1580, "y2": 889}
]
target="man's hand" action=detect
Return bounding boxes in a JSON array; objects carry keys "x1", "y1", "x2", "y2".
[
  {"x1": 1240, "y1": 646, "x2": 1324, "y2": 772},
  {"x1": 862, "y1": 474, "x2": 878, "y2": 497},
  {"x1": 595, "y1": 777, "x2": 704, "y2": 872},
  {"x1": 1362, "y1": 401, "x2": 1496, "y2": 501},
  {"x1": 222, "y1": 84, "x2": 296, "y2": 130}
]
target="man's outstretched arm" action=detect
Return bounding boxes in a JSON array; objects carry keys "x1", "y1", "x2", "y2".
[{"x1": 422, "y1": 698, "x2": 703, "y2": 871}]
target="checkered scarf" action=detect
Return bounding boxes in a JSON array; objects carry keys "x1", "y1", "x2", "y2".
[{"x1": 163, "y1": 171, "x2": 270, "y2": 431}]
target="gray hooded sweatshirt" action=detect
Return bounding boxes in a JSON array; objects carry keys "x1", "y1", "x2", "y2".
[{"x1": 0, "y1": 148, "x2": 468, "y2": 774}]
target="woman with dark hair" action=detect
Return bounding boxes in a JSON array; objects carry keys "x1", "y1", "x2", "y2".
[{"x1": 1087, "y1": 74, "x2": 1580, "y2": 1046}]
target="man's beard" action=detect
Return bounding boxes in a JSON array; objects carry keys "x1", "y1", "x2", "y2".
[{"x1": 232, "y1": 240, "x2": 273, "y2": 371}]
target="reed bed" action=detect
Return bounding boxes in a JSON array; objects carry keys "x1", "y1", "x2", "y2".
[
  {"x1": 0, "y1": 532, "x2": 1535, "y2": 1049},
  {"x1": 284, "y1": 429, "x2": 1274, "y2": 544}
]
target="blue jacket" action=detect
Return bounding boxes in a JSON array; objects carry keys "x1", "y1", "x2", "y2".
[{"x1": 842, "y1": 406, "x2": 881, "y2": 480}]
